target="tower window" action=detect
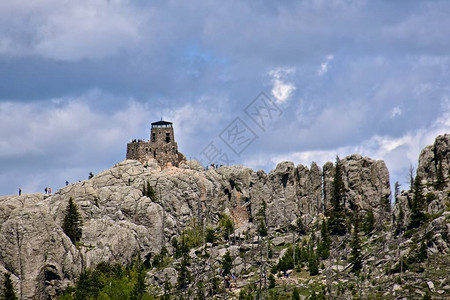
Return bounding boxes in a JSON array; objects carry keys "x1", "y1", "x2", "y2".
[
  {"x1": 152, "y1": 132, "x2": 155, "y2": 142},
  {"x1": 166, "y1": 133, "x2": 170, "y2": 143}
]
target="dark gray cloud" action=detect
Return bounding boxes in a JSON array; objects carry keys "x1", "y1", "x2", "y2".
[{"x1": 1, "y1": 0, "x2": 449, "y2": 195}]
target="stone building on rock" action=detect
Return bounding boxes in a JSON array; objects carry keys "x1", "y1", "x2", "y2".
[{"x1": 126, "y1": 120, "x2": 185, "y2": 167}]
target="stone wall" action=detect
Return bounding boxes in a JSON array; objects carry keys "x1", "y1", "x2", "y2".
[
  {"x1": 126, "y1": 140, "x2": 152, "y2": 162},
  {"x1": 126, "y1": 125, "x2": 185, "y2": 168}
]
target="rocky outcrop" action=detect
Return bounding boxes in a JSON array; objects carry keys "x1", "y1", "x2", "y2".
[
  {"x1": 323, "y1": 155, "x2": 391, "y2": 222},
  {"x1": 417, "y1": 134, "x2": 450, "y2": 186},
  {"x1": 0, "y1": 194, "x2": 82, "y2": 299},
  {"x1": 0, "y1": 152, "x2": 394, "y2": 299},
  {"x1": 3, "y1": 134, "x2": 449, "y2": 299},
  {"x1": 394, "y1": 134, "x2": 450, "y2": 227}
]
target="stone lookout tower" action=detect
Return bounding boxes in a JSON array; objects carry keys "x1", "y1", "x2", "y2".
[{"x1": 126, "y1": 119, "x2": 185, "y2": 167}]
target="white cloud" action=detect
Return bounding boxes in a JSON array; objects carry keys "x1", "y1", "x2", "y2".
[
  {"x1": 268, "y1": 67, "x2": 296, "y2": 103},
  {"x1": 0, "y1": 0, "x2": 145, "y2": 60},
  {"x1": 0, "y1": 91, "x2": 155, "y2": 194},
  {"x1": 317, "y1": 54, "x2": 334, "y2": 76},
  {"x1": 390, "y1": 106, "x2": 402, "y2": 118},
  {"x1": 244, "y1": 98, "x2": 450, "y2": 187},
  {"x1": 0, "y1": 91, "x2": 148, "y2": 159}
]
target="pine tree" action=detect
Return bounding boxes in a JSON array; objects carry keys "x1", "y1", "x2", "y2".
[
  {"x1": 221, "y1": 251, "x2": 233, "y2": 276},
  {"x1": 408, "y1": 175, "x2": 428, "y2": 230},
  {"x1": 196, "y1": 280, "x2": 205, "y2": 300},
  {"x1": 408, "y1": 164, "x2": 415, "y2": 192},
  {"x1": 435, "y1": 159, "x2": 445, "y2": 190},
  {"x1": 257, "y1": 219, "x2": 267, "y2": 237},
  {"x1": 219, "y1": 214, "x2": 234, "y2": 241},
  {"x1": 130, "y1": 259, "x2": 146, "y2": 300},
  {"x1": 349, "y1": 213, "x2": 362, "y2": 274},
  {"x1": 145, "y1": 181, "x2": 157, "y2": 201},
  {"x1": 395, "y1": 206, "x2": 405, "y2": 236},
  {"x1": 292, "y1": 287, "x2": 300, "y2": 300},
  {"x1": 162, "y1": 279, "x2": 172, "y2": 300},
  {"x1": 2, "y1": 273, "x2": 18, "y2": 300},
  {"x1": 363, "y1": 208, "x2": 375, "y2": 236},
  {"x1": 417, "y1": 240, "x2": 428, "y2": 263},
  {"x1": 268, "y1": 274, "x2": 276, "y2": 289},
  {"x1": 257, "y1": 201, "x2": 268, "y2": 237},
  {"x1": 205, "y1": 227, "x2": 215, "y2": 244},
  {"x1": 176, "y1": 254, "x2": 191, "y2": 292},
  {"x1": 328, "y1": 156, "x2": 347, "y2": 236},
  {"x1": 296, "y1": 217, "x2": 306, "y2": 235},
  {"x1": 318, "y1": 219, "x2": 330, "y2": 259},
  {"x1": 394, "y1": 181, "x2": 401, "y2": 205},
  {"x1": 422, "y1": 290, "x2": 432, "y2": 300},
  {"x1": 62, "y1": 197, "x2": 83, "y2": 244},
  {"x1": 308, "y1": 253, "x2": 319, "y2": 276}
]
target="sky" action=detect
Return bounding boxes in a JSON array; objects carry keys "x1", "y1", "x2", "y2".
[{"x1": 1, "y1": 0, "x2": 449, "y2": 196}]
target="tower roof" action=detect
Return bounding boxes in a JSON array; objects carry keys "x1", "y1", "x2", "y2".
[{"x1": 151, "y1": 120, "x2": 173, "y2": 127}]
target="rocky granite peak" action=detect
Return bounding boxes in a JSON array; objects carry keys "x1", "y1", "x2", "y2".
[{"x1": 0, "y1": 135, "x2": 449, "y2": 299}]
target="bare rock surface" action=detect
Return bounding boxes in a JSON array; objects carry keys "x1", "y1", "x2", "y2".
[
  {"x1": 1, "y1": 136, "x2": 448, "y2": 299},
  {"x1": 323, "y1": 154, "x2": 391, "y2": 221}
]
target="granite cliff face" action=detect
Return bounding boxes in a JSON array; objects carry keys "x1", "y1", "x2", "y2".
[
  {"x1": 323, "y1": 154, "x2": 391, "y2": 221},
  {"x1": 0, "y1": 135, "x2": 449, "y2": 299},
  {"x1": 0, "y1": 194, "x2": 81, "y2": 298},
  {"x1": 393, "y1": 134, "x2": 450, "y2": 236}
]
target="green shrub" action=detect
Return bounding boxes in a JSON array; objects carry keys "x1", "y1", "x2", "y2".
[
  {"x1": 425, "y1": 192, "x2": 436, "y2": 202},
  {"x1": 268, "y1": 274, "x2": 276, "y2": 289}
]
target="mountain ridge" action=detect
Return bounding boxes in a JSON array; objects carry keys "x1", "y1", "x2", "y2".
[{"x1": 0, "y1": 134, "x2": 449, "y2": 299}]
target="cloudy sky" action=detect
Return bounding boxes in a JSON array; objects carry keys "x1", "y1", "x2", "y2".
[{"x1": 1, "y1": 0, "x2": 449, "y2": 195}]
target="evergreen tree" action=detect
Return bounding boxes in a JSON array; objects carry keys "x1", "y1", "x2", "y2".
[
  {"x1": 162, "y1": 279, "x2": 172, "y2": 300},
  {"x1": 62, "y1": 197, "x2": 83, "y2": 244},
  {"x1": 205, "y1": 227, "x2": 215, "y2": 244},
  {"x1": 328, "y1": 156, "x2": 347, "y2": 236},
  {"x1": 130, "y1": 259, "x2": 146, "y2": 300},
  {"x1": 417, "y1": 240, "x2": 428, "y2": 263},
  {"x1": 422, "y1": 289, "x2": 432, "y2": 300},
  {"x1": 381, "y1": 195, "x2": 391, "y2": 213},
  {"x1": 257, "y1": 201, "x2": 268, "y2": 237},
  {"x1": 2, "y1": 273, "x2": 17, "y2": 300},
  {"x1": 408, "y1": 175, "x2": 428, "y2": 230},
  {"x1": 349, "y1": 214, "x2": 362, "y2": 274},
  {"x1": 394, "y1": 181, "x2": 401, "y2": 205},
  {"x1": 146, "y1": 181, "x2": 157, "y2": 201},
  {"x1": 408, "y1": 164, "x2": 415, "y2": 192},
  {"x1": 363, "y1": 208, "x2": 375, "y2": 236},
  {"x1": 395, "y1": 206, "x2": 405, "y2": 236},
  {"x1": 268, "y1": 274, "x2": 276, "y2": 289},
  {"x1": 219, "y1": 214, "x2": 234, "y2": 241},
  {"x1": 176, "y1": 254, "x2": 191, "y2": 292},
  {"x1": 292, "y1": 287, "x2": 300, "y2": 300},
  {"x1": 278, "y1": 247, "x2": 294, "y2": 272},
  {"x1": 435, "y1": 159, "x2": 445, "y2": 190},
  {"x1": 296, "y1": 217, "x2": 306, "y2": 235},
  {"x1": 221, "y1": 251, "x2": 233, "y2": 276},
  {"x1": 196, "y1": 281, "x2": 205, "y2": 300},
  {"x1": 257, "y1": 218, "x2": 267, "y2": 237},
  {"x1": 308, "y1": 253, "x2": 319, "y2": 276},
  {"x1": 318, "y1": 219, "x2": 330, "y2": 259},
  {"x1": 73, "y1": 270, "x2": 103, "y2": 300}
]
